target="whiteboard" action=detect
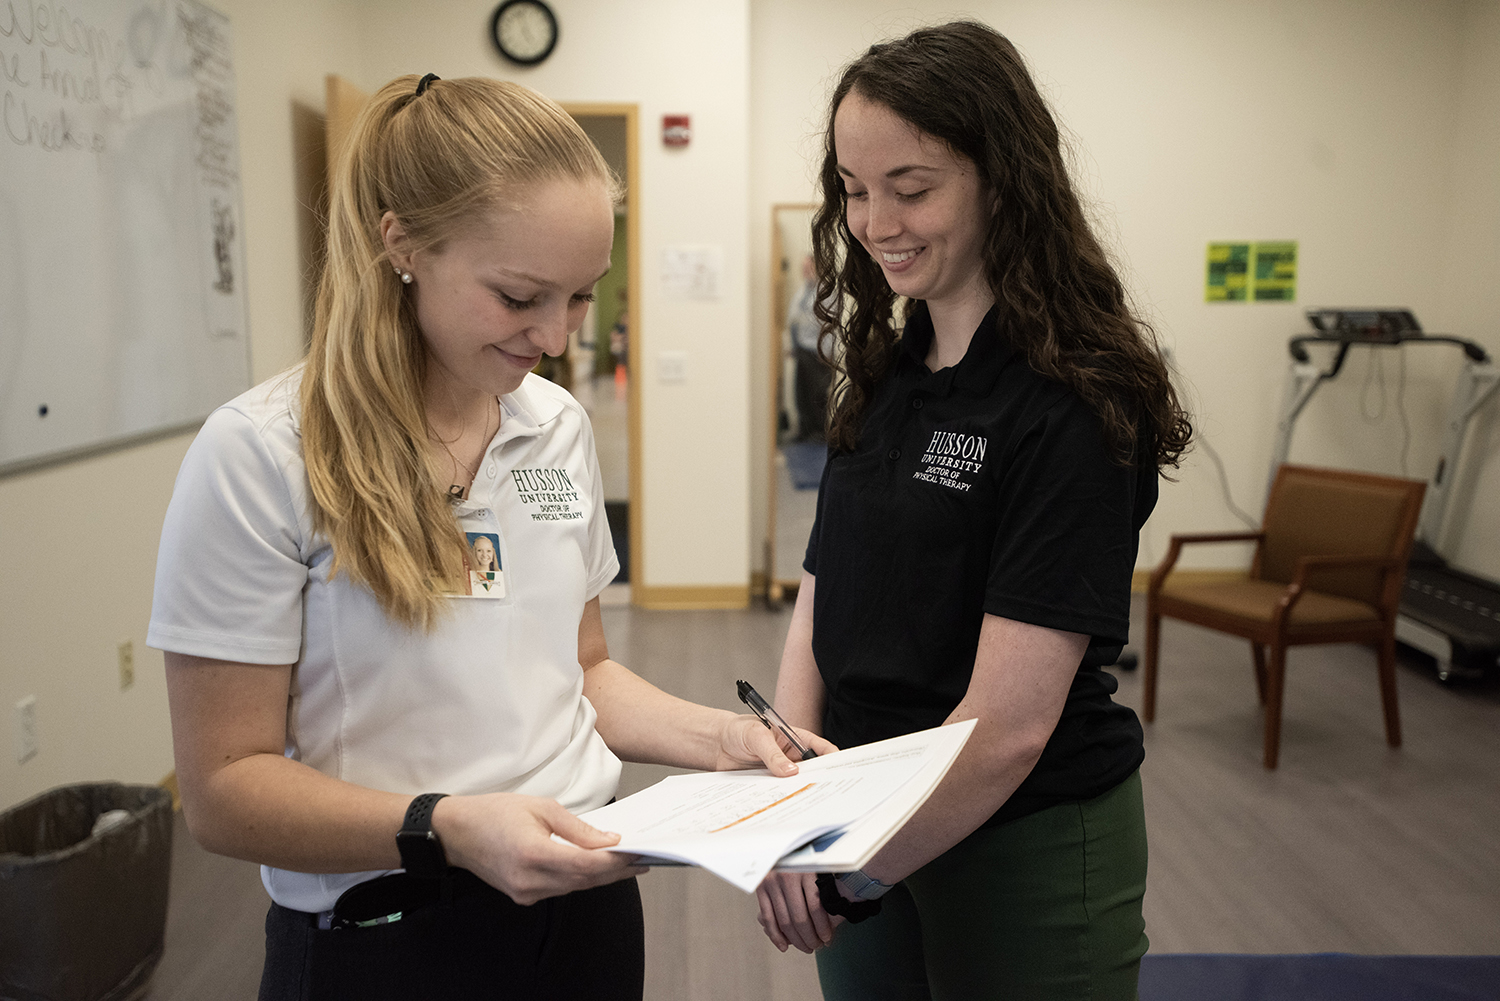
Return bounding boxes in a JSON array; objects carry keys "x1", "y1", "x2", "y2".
[{"x1": 0, "y1": 0, "x2": 250, "y2": 476}]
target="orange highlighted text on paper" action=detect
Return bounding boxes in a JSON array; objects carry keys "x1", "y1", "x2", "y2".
[{"x1": 709, "y1": 784, "x2": 816, "y2": 833}]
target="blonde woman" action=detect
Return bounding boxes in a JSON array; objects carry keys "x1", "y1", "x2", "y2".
[
  {"x1": 467, "y1": 533, "x2": 501, "y2": 594},
  {"x1": 149, "y1": 74, "x2": 830, "y2": 999}
]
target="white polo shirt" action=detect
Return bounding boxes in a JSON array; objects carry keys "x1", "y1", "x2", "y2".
[{"x1": 148, "y1": 368, "x2": 622, "y2": 912}]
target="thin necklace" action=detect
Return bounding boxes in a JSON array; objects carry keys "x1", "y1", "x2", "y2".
[{"x1": 436, "y1": 396, "x2": 496, "y2": 499}]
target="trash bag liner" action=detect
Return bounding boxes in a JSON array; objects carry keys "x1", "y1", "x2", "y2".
[{"x1": 0, "y1": 783, "x2": 173, "y2": 1001}]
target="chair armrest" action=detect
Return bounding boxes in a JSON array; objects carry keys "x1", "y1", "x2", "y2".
[
  {"x1": 1289, "y1": 554, "x2": 1401, "y2": 588},
  {"x1": 1149, "y1": 532, "x2": 1265, "y2": 596},
  {"x1": 1273, "y1": 555, "x2": 1404, "y2": 624},
  {"x1": 1170, "y1": 532, "x2": 1265, "y2": 545},
  {"x1": 1287, "y1": 554, "x2": 1402, "y2": 598}
]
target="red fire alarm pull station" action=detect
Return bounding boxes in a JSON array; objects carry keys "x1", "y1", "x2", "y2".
[{"x1": 662, "y1": 115, "x2": 691, "y2": 147}]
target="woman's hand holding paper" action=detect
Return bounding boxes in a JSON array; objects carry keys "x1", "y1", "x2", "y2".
[{"x1": 433, "y1": 793, "x2": 647, "y2": 906}]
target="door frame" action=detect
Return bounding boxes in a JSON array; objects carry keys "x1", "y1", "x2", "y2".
[
  {"x1": 563, "y1": 103, "x2": 642, "y2": 596},
  {"x1": 765, "y1": 202, "x2": 820, "y2": 603}
]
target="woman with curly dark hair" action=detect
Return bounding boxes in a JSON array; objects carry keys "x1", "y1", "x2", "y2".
[{"x1": 754, "y1": 20, "x2": 1191, "y2": 1000}]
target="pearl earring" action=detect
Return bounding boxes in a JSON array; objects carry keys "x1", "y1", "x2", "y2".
[{"x1": 401, "y1": 271, "x2": 413, "y2": 284}]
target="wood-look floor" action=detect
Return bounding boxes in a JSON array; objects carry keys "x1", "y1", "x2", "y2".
[{"x1": 143, "y1": 599, "x2": 1500, "y2": 1000}]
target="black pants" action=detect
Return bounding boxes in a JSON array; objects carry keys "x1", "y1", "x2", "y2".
[{"x1": 259, "y1": 872, "x2": 644, "y2": 1001}]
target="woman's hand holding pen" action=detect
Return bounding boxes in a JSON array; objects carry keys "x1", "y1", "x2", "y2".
[
  {"x1": 719, "y1": 678, "x2": 836, "y2": 774},
  {"x1": 432, "y1": 793, "x2": 647, "y2": 906},
  {"x1": 712, "y1": 714, "x2": 836, "y2": 776}
]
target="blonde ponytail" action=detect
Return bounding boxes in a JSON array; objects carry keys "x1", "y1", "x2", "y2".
[{"x1": 301, "y1": 75, "x2": 612, "y2": 630}]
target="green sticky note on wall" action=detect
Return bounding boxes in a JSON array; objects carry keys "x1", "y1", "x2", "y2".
[
  {"x1": 1252, "y1": 241, "x2": 1298, "y2": 301},
  {"x1": 1206, "y1": 241, "x2": 1298, "y2": 302},
  {"x1": 1206, "y1": 243, "x2": 1250, "y2": 302}
]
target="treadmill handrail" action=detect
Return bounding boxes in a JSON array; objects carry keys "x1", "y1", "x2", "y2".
[
  {"x1": 1288, "y1": 332, "x2": 1489, "y2": 364},
  {"x1": 1271, "y1": 331, "x2": 1497, "y2": 520}
]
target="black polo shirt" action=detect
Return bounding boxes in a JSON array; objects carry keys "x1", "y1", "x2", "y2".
[{"x1": 804, "y1": 303, "x2": 1152, "y2": 826}]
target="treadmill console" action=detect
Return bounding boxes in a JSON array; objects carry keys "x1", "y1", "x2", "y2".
[{"x1": 1304, "y1": 308, "x2": 1423, "y2": 344}]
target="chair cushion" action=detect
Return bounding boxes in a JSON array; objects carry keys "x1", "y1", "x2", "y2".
[{"x1": 1159, "y1": 578, "x2": 1380, "y2": 630}]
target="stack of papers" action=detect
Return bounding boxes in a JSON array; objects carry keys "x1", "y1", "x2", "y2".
[{"x1": 575, "y1": 719, "x2": 976, "y2": 893}]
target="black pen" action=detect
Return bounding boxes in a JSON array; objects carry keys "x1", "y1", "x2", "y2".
[{"x1": 736, "y1": 680, "x2": 817, "y2": 760}]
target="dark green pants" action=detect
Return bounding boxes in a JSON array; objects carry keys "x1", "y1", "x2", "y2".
[{"x1": 816, "y1": 771, "x2": 1148, "y2": 1001}]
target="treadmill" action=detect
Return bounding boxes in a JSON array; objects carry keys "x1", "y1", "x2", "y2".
[{"x1": 1271, "y1": 308, "x2": 1500, "y2": 681}]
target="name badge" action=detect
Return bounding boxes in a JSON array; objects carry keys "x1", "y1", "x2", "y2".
[{"x1": 456, "y1": 532, "x2": 506, "y2": 599}]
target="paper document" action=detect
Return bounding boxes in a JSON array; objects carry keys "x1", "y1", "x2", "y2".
[
  {"x1": 776, "y1": 719, "x2": 972, "y2": 872},
  {"x1": 576, "y1": 719, "x2": 975, "y2": 893}
]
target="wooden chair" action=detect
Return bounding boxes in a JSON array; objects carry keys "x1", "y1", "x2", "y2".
[{"x1": 1144, "y1": 464, "x2": 1425, "y2": 769}]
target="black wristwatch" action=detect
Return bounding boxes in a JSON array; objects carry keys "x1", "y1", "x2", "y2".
[
  {"x1": 815, "y1": 872, "x2": 883, "y2": 923},
  {"x1": 396, "y1": 793, "x2": 449, "y2": 878}
]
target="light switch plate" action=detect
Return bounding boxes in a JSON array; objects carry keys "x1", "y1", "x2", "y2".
[{"x1": 658, "y1": 350, "x2": 688, "y2": 383}]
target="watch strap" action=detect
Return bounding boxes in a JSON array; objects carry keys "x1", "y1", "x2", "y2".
[
  {"x1": 836, "y1": 868, "x2": 895, "y2": 901},
  {"x1": 397, "y1": 793, "x2": 449, "y2": 878},
  {"x1": 815, "y1": 871, "x2": 883, "y2": 923}
]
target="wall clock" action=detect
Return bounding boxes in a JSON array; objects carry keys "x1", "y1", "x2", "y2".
[{"x1": 490, "y1": 0, "x2": 559, "y2": 66}]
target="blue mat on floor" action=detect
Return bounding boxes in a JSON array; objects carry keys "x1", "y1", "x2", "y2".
[
  {"x1": 784, "y1": 441, "x2": 827, "y2": 490},
  {"x1": 1139, "y1": 953, "x2": 1500, "y2": 1001}
]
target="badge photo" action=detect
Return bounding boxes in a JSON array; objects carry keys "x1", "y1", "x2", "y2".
[{"x1": 461, "y1": 532, "x2": 506, "y2": 599}]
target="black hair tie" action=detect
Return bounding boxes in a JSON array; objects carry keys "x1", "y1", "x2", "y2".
[{"x1": 414, "y1": 73, "x2": 440, "y2": 96}]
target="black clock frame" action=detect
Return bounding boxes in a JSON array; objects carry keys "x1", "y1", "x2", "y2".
[{"x1": 490, "y1": 0, "x2": 559, "y2": 67}]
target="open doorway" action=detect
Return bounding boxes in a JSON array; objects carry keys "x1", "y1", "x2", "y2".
[
  {"x1": 565, "y1": 105, "x2": 640, "y2": 601},
  {"x1": 764, "y1": 203, "x2": 820, "y2": 603}
]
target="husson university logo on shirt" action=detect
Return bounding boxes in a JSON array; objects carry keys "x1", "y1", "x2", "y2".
[
  {"x1": 912, "y1": 430, "x2": 988, "y2": 493},
  {"x1": 511, "y1": 468, "x2": 583, "y2": 522}
]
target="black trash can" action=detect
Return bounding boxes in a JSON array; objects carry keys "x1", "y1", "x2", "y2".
[{"x1": 0, "y1": 782, "x2": 174, "y2": 1001}]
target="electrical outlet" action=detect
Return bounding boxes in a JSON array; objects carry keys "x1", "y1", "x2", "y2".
[
  {"x1": 118, "y1": 639, "x2": 135, "y2": 690},
  {"x1": 15, "y1": 695, "x2": 37, "y2": 764}
]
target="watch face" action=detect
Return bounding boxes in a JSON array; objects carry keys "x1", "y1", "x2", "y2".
[{"x1": 491, "y1": 0, "x2": 558, "y2": 66}]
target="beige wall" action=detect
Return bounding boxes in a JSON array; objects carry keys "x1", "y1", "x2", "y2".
[
  {"x1": 1436, "y1": 0, "x2": 1500, "y2": 575},
  {"x1": 749, "y1": 0, "x2": 1500, "y2": 579}
]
